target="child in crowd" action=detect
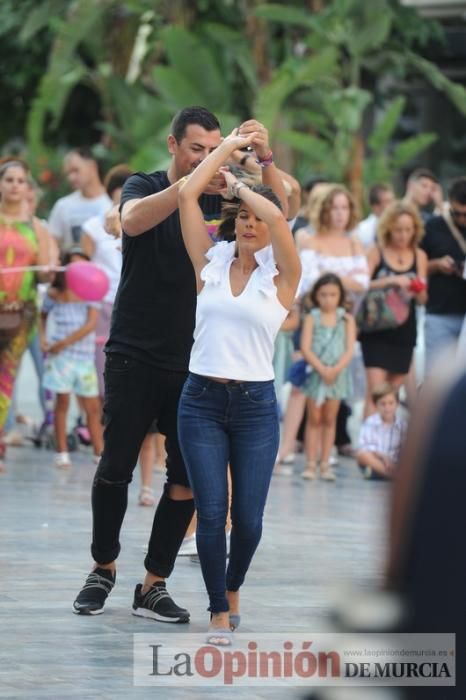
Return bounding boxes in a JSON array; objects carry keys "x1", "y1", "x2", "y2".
[
  {"x1": 40, "y1": 250, "x2": 103, "y2": 468},
  {"x1": 356, "y1": 383, "x2": 407, "y2": 480},
  {"x1": 300, "y1": 273, "x2": 356, "y2": 481},
  {"x1": 137, "y1": 421, "x2": 167, "y2": 506}
]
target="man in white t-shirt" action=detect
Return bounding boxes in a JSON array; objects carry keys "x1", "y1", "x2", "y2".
[
  {"x1": 48, "y1": 148, "x2": 112, "y2": 251},
  {"x1": 80, "y1": 165, "x2": 132, "y2": 399},
  {"x1": 356, "y1": 183, "x2": 394, "y2": 249}
]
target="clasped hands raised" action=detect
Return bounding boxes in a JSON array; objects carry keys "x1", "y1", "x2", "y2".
[{"x1": 203, "y1": 119, "x2": 270, "y2": 197}]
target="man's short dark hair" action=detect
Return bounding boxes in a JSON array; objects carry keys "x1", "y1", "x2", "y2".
[
  {"x1": 408, "y1": 167, "x2": 439, "y2": 185},
  {"x1": 448, "y1": 177, "x2": 466, "y2": 205},
  {"x1": 67, "y1": 146, "x2": 94, "y2": 161},
  {"x1": 170, "y1": 107, "x2": 220, "y2": 144},
  {"x1": 66, "y1": 147, "x2": 103, "y2": 180},
  {"x1": 368, "y1": 183, "x2": 392, "y2": 206}
]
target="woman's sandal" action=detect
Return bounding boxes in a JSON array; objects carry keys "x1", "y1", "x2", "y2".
[
  {"x1": 206, "y1": 613, "x2": 234, "y2": 646},
  {"x1": 320, "y1": 462, "x2": 336, "y2": 481},
  {"x1": 301, "y1": 461, "x2": 317, "y2": 480},
  {"x1": 138, "y1": 486, "x2": 156, "y2": 506},
  {"x1": 205, "y1": 627, "x2": 234, "y2": 646},
  {"x1": 229, "y1": 613, "x2": 241, "y2": 631}
]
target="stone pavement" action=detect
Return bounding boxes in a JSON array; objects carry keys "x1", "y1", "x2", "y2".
[
  {"x1": 0, "y1": 439, "x2": 389, "y2": 700},
  {"x1": 0, "y1": 355, "x2": 390, "y2": 699}
]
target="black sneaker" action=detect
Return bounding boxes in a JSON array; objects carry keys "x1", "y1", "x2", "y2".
[
  {"x1": 72, "y1": 567, "x2": 115, "y2": 615},
  {"x1": 132, "y1": 581, "x2": 190, "y2": 623}
]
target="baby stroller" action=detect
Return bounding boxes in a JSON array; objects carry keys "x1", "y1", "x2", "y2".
[{"x1": 30, "y1": 388, "x2": 82, "y2": 452}]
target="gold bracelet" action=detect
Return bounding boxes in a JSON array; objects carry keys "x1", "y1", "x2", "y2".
[{"x1": 177, "y1": 175, "x2": 189, "y2": 188}]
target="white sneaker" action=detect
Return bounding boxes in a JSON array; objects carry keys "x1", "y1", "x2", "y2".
[
  {"x1": 274, "y1": 463, "x2": 293, "y2": 476},
  {"x1": 177, "y1": 534, "x2": 197, "y2": 557},
  {"x1": 189, "y1": 532, "x2": 231, "y2": 563},
  {"x1": 3, "y1": 430, "x2": 24, "y2": 447},
  {"x1": 54, "y1": 452, "x2": 72, "y2": 469}
]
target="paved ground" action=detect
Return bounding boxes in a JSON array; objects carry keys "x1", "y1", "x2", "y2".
[{"x1": 0, "y1": 356, "x2": 390, "y2": 700}]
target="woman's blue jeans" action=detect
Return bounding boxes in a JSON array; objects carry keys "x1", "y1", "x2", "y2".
[{"x1": 177, "y1": 373, "x2": 279, "y2": 613}]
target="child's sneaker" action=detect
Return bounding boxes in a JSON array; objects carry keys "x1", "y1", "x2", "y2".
[{"x1": 55, "y1": 452, "x2": 72, "y2": 468}]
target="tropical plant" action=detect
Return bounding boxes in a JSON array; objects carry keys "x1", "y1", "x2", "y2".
[
  {"x1": 6, "y1": 0, "x2": 466, "y2": 210},
  {"x1": 254, "y1": 0, "x2": 466, "y2": 201},
  {"x1": 20, "y1": 1, "x2": 263, "y2": 170}
]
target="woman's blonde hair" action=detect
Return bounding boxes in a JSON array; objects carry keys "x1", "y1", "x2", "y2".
[
  {"x1": 302, "y1": 182, "x2": 334, "y2": 225},
  {"x1": 377, "y1": 200, "x2": 424, "y2": 249},
  {"x1": 312, "y1": 184, "x2": 359, "y2": 232}
]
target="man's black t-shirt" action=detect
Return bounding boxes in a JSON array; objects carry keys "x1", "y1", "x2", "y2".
[
  {"x1": 421, "y1": 215, "x2": 466, "y2": 316},
  {"x1": 106, "y1": 171, "x2": 222, "y2": 370}
]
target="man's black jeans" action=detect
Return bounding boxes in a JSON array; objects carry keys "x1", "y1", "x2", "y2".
[{"x1": 91, "y1": 353, "x2": 195, "y2": 576}]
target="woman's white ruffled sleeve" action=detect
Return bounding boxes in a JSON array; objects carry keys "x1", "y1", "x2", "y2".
[
  {"x1": 254, "y1": 245, "x2": 280, "y2": 298},
  {"x1": 200, "y1": 241, "x2": 236, "y2": 286}
]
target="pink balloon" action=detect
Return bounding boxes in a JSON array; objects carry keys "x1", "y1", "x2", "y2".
[{"x1": 65, "y1": 262, "x2": 109, "y2": 302}]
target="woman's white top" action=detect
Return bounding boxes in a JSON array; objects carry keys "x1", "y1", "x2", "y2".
[
  {"x1": 189, "y1": 241, "x2": 289, "y2": 381},
  {"x1": 298, "y1": 247, "x2": 369, "y2": 298},
  {"x1": 81, "y1": 214, "x2": 122, "y2": 304}
]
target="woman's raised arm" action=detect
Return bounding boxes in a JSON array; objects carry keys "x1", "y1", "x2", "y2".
[
  {"x1": 222, "y1": 173, "x2": 301, "y2": 309},
  {"x1": 178, "y1": 131, "x2": 258, "y2": 286}
]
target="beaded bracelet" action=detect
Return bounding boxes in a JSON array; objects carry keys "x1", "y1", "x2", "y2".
[{"x1": 256, "y1": 151, "x2": 273, "y2": 168}]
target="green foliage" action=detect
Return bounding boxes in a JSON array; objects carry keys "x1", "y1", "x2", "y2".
[
  {"x1": 19, "y1": 0, "x2": 67, "y2": 41},
  {"x1": 158, "y1": 27, "x2": 228, "y2": 108},
  {"x1": 0, "y1": 0, "x2": 54, "y2": 147},
  {"x1": 390, "y1": 133, "x2": 438, "y2": 169},
  {"x1": 255, "y1": 49, "x2": 339, "y2": 131},
  {"x1": 367, "y1": 97, "x2": 406, "y2": 152},
  {"x1": 254, "y1": 0, "x2": 463, "y2": 188},
  {"x1": 321, "y1": 87, "x2": 373, "y2": 132},
  {"x1": 1, "y1": 0, "x2": 465, "y2": 203},
  {"x1": 364, "y1": 132, "x2": 438, "y2": 186},
  {"x1": 254, "y1": 4, "x2": 319, "y2": 30},
  {"x1": 26, "y1": 1, "x2": 112, "y2": 156},
  {"x1": 348, "y1": 3, "x2": 393, "y2": 57},
  {"x1": 406, "y1": 52, "x2": 466, "y2": 116}
]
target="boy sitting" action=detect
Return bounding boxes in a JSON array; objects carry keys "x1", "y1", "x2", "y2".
[{"x1": 357, "y1": 383, "x2": 407, "y2": 480}]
